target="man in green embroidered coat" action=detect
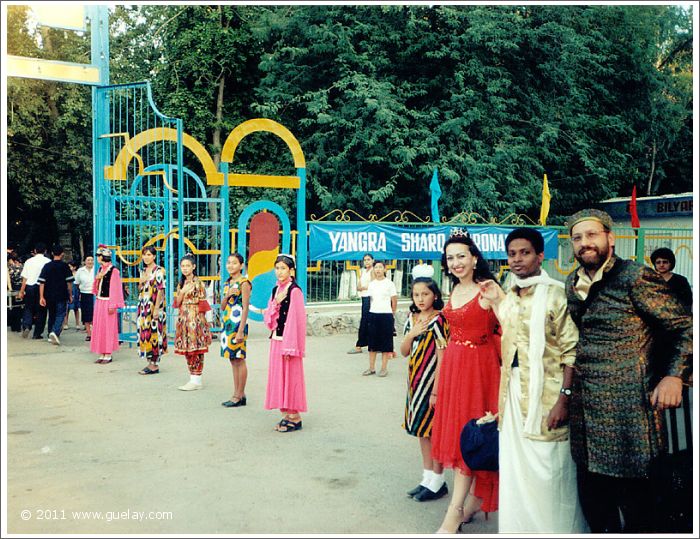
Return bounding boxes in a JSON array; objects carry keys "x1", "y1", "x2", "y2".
[{"x1": 564, "y1": 209, "x2": 692, "y2": 533}]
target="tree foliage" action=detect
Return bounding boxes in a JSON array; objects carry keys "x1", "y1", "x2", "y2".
[
  {"x1": 6, "y1": 4, "x2": 694, "y2": 253},
  {"x1": 7, "y1": 6, "x2": 93, "y2": 256}
]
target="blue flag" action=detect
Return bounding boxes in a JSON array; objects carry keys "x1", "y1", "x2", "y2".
[{"x1": 430, "y1": 168, "x2": 441, "y2": 222}]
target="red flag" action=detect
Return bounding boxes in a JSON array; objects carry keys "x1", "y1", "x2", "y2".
[{"x1": 630, "y1": 185, "x2": 640, "y2": 228}]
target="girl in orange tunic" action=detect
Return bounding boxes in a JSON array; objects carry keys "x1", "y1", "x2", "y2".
[{"x1": 173, "y1": 254, "x2": 212, "y2": 391}]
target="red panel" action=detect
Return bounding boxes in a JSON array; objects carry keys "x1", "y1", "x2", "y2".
[{"x1": 248, "y1": 212, "x2": 280, "y2": 258}]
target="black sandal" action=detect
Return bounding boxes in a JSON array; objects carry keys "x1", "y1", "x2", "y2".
[
  {"x1": 277, "y1": 418, "x2": 302, "y2": 432},
  {"x1": 139, "y1": 367, "x2": 159, "y2": 375}
]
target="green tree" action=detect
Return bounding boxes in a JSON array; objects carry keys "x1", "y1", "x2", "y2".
[{"x1": 7, "y1": 5, "x2": 93, "y2": 257}]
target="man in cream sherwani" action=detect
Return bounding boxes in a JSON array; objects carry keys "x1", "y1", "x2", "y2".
[{"x1": 481, "y1": 227, "x2": 588, "y2": 533}]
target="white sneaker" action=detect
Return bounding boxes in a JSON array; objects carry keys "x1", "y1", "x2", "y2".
[
  {"x1": 48, "y1": 332, "x2": 60, "y2": 345},
  {"x1": 178, "y1": 382, "x2": 202, "y2": 391},
  {"x1": 63, "y1": 325, "x2": 69, "y2": 330}
]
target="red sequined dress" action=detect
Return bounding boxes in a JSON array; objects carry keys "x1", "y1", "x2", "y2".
[{"x1": 431, "y1": 293, "x2": 501, "y2": 512}]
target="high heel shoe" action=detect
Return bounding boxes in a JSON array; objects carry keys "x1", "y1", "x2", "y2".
[
  {"x1": 436, "y1": 505, "x2": 464, "y2": 534},
  {"x1": 458, "y1": 510, "x2": 488, "y2": 530}
]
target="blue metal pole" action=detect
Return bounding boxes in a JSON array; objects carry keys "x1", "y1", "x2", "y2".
[
  {"x1": 220, "y1": 161, "x2": 230, "y2": 284},
  {"x1": 297, "y1": 167, "x2": 307, "y2": 299}
]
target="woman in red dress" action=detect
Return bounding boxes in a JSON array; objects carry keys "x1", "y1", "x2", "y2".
[{"x1": 432, "y1": 230, "x2": 501, "y2": 533}]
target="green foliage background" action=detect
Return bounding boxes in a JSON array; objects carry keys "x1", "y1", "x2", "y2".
[{"x1": 6, "y1": 4, "x2": 694, "y2": 255}]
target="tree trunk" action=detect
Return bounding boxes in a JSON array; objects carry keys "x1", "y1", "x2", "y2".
[
  {"x1": 78, "y1": 234, "x2": 85, "y2": 261},
  {"x1": 208, "y1": 68, "x2": 226, "y2": 277},
  {"x1": 58, "y1": 224, "x2": 73, "y2": 262}
]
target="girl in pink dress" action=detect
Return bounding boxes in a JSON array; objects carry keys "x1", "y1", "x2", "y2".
[
  {"x1": 91, "y1": 247, "x2": 124, "y2": 364},
  {"x1": 432, "y1": 231, "x2": 502, "y2": 533},
  {"x1": 263, "y1": 254, "x2": 307, "y2": 432}
]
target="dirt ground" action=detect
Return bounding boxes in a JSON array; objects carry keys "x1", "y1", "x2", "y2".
[{"x1": 4, "y1": 321, "x2": 498, "y2": 535}]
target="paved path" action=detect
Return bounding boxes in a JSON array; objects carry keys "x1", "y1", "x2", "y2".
[{"x1": 5, "y1": 321, "x2": 498, "y2": 534}]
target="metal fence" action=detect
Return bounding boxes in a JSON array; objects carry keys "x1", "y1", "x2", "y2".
[
  {"x1": 113, "y1": 223, "x2": 693, "y2": 337},
  {"x1": 303, "y1": 224, "x2": 694, "y2": 302}
]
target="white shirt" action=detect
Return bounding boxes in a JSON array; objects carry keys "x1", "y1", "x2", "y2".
[
  {"x1": 74, "y1": 266, "x2": 96, "y2": 294},
  {"x1": 358, "y1": 268, "x2": 373, "y2": 298},
  {"x1": 20, "y1": 254, "x2": 50, "y2": 285},
  {"x1": 368, "y1": 278, "x2": 397, "y2": 314}
]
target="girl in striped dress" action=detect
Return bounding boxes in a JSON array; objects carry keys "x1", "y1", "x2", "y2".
[
  {"x1": 399, "y1": 271, "x2": 449, "y2": 502},
  {"x1": 220, "y1": 253, "x2": 252, "y2": 408}
]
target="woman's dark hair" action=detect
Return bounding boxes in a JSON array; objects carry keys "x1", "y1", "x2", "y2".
[
  {"x1": 441, "y1": 234, "x2": 497, "y2": 285},
  {"x1": 362, "y1": 253, "x2": 374, "y2": 262},
  {"x1": 229, "y1": 252, "x2": 245, "y2": 264},
  {"x1": 275, "y1": 254, "x2": 295, "y2": 270},
  {"x1": 373, "y1": 260, "x2": 386, "y2": 267},
  {"x1": 141, "y1": 245, "x2": 157, "y2": 267},
  {"x1": 650, "y1": 247, "x2": 676, "y2": 271},
  {"x1": 178, "y1": 253, "x2": 198, "y2": 288},
  {"x1": 409, "y1": 278, "x2": 444, "y2": 313},
  {"x1": 68, "y1": 260, "x2": 79, "y2": 270}
]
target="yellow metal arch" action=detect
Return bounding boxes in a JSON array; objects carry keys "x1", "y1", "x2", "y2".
[
  {"x1": 103, "y1": 128, "x2": 224, "y2": 185},
  {"x1": 220, "y1": 119, "x2": 305, "y2": 189}
]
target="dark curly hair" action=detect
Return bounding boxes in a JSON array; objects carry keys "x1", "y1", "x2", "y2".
[{"x1": 650, "y1": 247, "x2": 676, "y2": 271}]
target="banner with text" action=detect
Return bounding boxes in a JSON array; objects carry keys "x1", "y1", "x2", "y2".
[{"x1": 308, "y1": 223, "x2": 559, "y2": 261}]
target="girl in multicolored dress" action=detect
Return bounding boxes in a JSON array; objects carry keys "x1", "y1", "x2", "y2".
[
  {"x1": 264, "y1": 254, "x2": 307, "y2": 432},
  {"x1": 400, "y1": 267, "x2": 449, "y2": 503},
  {"x1": 173, "y1": 254, "x2": 212, "y2": 391},
  {"x1": 220, "y1": 253, "x2": 252, "y2": 408},
  {"x1": 137, "y1": 246, "x2": 167, "y2": 375}
]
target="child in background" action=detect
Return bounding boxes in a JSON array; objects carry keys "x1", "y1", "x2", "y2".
[
  {"x1": 348, "y1": 253, "x2": 374, "y2": 354},
  {"x1": 75, "y1": 254, "x2": 95, "y2": 341},
  {"x1": 363, "y1": 260, "x2": 397, "y2": 377},
  {"x1": 400, "y1": 266, "x2": 449, "y2": 502},
  {"x1": 264, "y1": 254, "x2": 307, "y2": 432},
  {"x1": 63, "y1": 260, "x2": 81, "y2": 330},
  {"x1": 173, "y1": 254, "x2": 212, "y2": 391},
  {"x1": 220, "y1": 253, "x2": 252, "y2": 407}
]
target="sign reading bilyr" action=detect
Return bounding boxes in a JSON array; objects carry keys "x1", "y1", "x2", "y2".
[{"x1": 309, "y1": 223, "x2": 559, "y2": 261}]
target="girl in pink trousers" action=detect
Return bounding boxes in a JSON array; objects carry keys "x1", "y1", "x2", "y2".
[
  {"x1": 91, "y1": 247, "x2": 124, "y2": 364},
  {"x1": 263, "y1": 254, "x2": 307, "y2": 433}
]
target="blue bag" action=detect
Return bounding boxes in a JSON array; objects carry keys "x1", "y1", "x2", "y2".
[{"x1": 460, "y1": 417, "x2": 499, "y2": 471}]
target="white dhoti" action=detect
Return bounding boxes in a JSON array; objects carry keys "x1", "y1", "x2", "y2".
[{"x1": 499, "y1": 367, "x2": 589, "y2": 533}]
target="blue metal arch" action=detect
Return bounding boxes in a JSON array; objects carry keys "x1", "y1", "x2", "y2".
[
  {"x1": 131, "y1": 164, "x2": 207, "y2": 199},
  {"x1": 235, "y1": 201, "x2": 291, "y2": 322}
]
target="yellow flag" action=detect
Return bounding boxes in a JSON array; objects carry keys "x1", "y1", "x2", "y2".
[{"x1": 539, "y1": 173, "x2": 551, "y2": 225}]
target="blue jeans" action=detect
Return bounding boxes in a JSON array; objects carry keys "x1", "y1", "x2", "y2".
[{"x1": 47, "y1": 300, "x2": 68, "y2": 337}]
